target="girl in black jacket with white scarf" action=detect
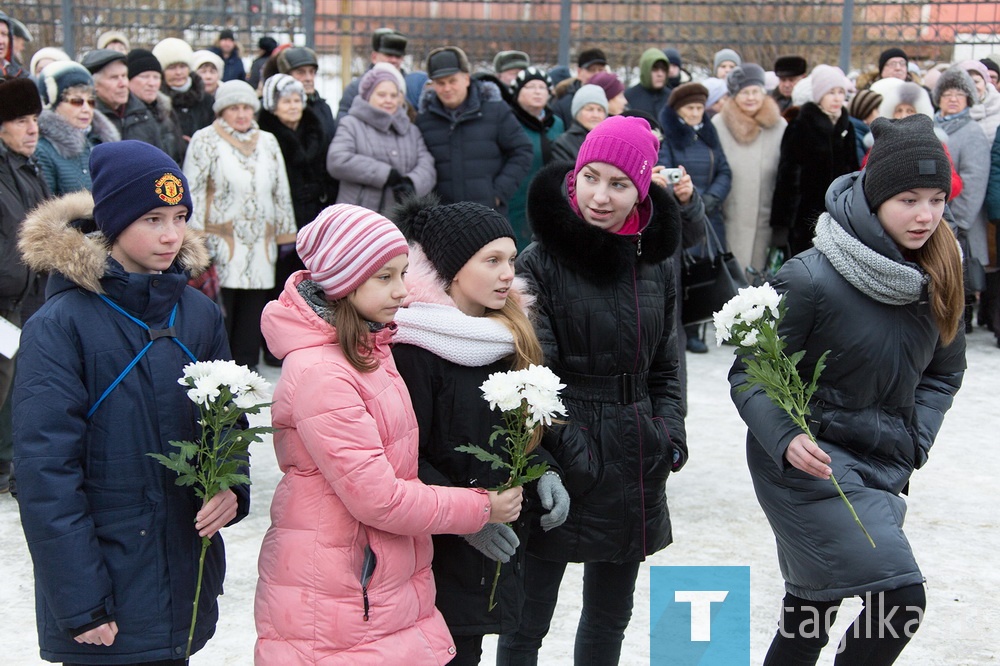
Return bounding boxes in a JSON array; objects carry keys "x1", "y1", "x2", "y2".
[{"x1": 497, "y1": 115, "x2": 687, "y2": 664}]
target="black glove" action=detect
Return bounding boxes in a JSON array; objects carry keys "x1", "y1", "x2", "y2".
[
  {"x1": 702, "y1": 193, "x2": 720, "y2": 216},
  {"x1": 392, "y1": 177, "x2": 416, "y2": 203},
  {"x1": 385, "y1": 168, "x2": 404, "y2": 187}
]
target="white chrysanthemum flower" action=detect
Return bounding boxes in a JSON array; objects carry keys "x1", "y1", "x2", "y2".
[
  {"x1": 740, "y1": 329, "x2": 760, "y2": 347},
  {"x1": 521, "y1": 384, "x2": 566, "y2": 427},
  {"x1": 520, "y1": 364, "x2": 566, "y2": 395},
  {"x1": 480, "y1": 371, "x2": 525, "y2": 412},
  {"x1": 187, "y1": 376, "x2": 221, "y2": 406}
]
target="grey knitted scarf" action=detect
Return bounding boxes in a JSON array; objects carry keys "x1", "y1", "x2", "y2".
[{"x1": 812, "y1": 213, "x2": 927, "y2": 305}]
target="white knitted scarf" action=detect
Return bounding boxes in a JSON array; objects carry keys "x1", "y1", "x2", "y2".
[
  {"x1": 393, "y1": 303, "x2": 516, "y2": 368},
  {"x1": 812, "y1": 213, "x2": 926, "y2": 305}
]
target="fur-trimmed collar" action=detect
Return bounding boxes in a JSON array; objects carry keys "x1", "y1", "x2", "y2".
[
  {"x1": 662, "y1": 105, "x2": 721, "y2": 150},
  {"x1": 164, "y1": 71, "x2": 208, "y2": 108},
  {"x1": 718, "y1": 95, "x2": 783, "y2": 145},
  {"x1": 256, "y1": 105, "x2": 326, "y2": 166},
  {"x1": 525, "y1": 161, "x2": 681, "y2": 283},
  {"x1": 38, "y1": 108, "x2": 120, "y2": 159},
  {"x1": 18, "y1": 190, "x2": 210, "y2": 295}
]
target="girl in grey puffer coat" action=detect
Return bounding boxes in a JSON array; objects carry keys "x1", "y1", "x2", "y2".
[
  {"x1": 327, "y1": 63, "x2": 436, "y2": 215},
  {"x1": 732, "y1": 115, "x2": 965, "y2": 665}
]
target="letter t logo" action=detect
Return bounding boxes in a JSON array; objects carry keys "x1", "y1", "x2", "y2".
[{"x1": 674, "y1": 590, "x2": 729, "y2": 641}]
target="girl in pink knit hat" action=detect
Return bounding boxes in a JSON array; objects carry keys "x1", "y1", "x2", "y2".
[
  {"x1": 254, "y1": 204, "x2": 524, "y2": 664},
  {"x1": 497, "y1": 115, "x2": 688, "y2": 663}
]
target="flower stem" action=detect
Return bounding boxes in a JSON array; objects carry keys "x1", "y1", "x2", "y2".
[
  {"x1": 488, "y1": 555, "x2": 503, "y2": 611},
  {"x1": 828, "y1": 473, "x2": 876, "y2": 549},
  {"x1": 187, "y1": 535, "x2": 211, "y2": 659}
]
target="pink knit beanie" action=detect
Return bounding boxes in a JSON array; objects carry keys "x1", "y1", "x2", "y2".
[
  {"x1": 810, "y1": 64, "x2": 850, "y2": 104},
  {"x1": 574, "y1": 115, "x2": 659, "y2": 201},
  {"x1": 296, "y1": 204, "x2": 409, "y2": 300}
]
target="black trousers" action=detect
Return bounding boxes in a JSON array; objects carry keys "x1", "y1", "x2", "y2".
[{"x1": 221, "y1": 287, "x2": 271, "y2": 368}]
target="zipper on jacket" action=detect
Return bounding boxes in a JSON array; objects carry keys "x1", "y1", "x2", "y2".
[{"x1": 630, "y1": 263, "x2": 648, "y2": 556}]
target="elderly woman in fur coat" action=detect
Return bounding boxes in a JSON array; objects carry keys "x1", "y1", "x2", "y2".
[
  {"x1": 34, "y1": 62, "x2": 119, "y2": 195},
  {"x1": 711, "y1": 64, "x2": 786, "y2": 274}
]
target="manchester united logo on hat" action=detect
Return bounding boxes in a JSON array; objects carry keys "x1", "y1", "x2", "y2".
[{"x1": 155, "y1": 173, "x2": 184, "y2": 205}]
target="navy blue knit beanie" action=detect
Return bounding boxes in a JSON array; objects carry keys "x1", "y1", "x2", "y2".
[{"x1": 90, "y1": 140, "x2": 193, "y2": 243}]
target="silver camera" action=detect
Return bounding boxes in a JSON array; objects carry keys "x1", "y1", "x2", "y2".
[{"x1": 661, "y1": 168, "x2": 684, "y2": 184}]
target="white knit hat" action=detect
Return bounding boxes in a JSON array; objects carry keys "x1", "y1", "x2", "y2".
[
  {"x1": 192, "y1": 49, "x2": 224, "y2": 74},
  {"x1": 261, "y1": 74, "x2": 305, "y2": 113},
  {"x1": 152, "y1": 37, "x2": 194, "y2": 70},
  {"x1": 212, "y1": 79, "x2": 260, "y2": 114},
  {"x1": 296, "y1": 205, "x2": 409, "y2": 300}
]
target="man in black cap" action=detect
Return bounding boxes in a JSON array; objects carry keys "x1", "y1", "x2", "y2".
[
  {"x1": 0, "y1": 77, "x2": 50, "y2": 493},
  {"x1": 552, "y1": 47, "x2": 608, "y2": 127},
  {"x1": 82, "y1": 49, "x2": 166, "y2": 155},
  {"x1": 493, "y1": 50, "x2": 531, "y2": 88},
  {"x1": 415, "y1": 46, "x2": 532, "y2": 218},
  {"x1": 126, "y1": 48, "x2": 183, "y2": 162},
  {"x1": 336, "y1": 27, "x2": 408, "y2": 121},
  {"x1": 878, "y1": 47, "x2": 909, "y2": 82},
  {"x1": 248, "y1": 36, "x2": 278, "y2": 90},
  {"x1": 772, "y1": 55, "x2": 807, "y2": 112},
  {"x1": 278, "y1": 46, "x2": 336, "y2": 139},
  {"x1": 209, "y1": 28, "x2": 246, "y2": 82}
]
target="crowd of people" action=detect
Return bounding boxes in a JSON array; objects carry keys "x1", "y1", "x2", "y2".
[{"x1": 0, "y1": 13, "x2": 992, "y2": 665}]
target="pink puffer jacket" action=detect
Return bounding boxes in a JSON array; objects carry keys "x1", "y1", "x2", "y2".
[{"x1": 254, "y1": 272, "x2": 492, "y2": 665}]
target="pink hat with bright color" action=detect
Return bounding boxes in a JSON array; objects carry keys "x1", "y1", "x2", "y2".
[
  {"x1": 574, "y1": 115, "x2": 659, "y2": 201},
  {"x1": 296, "y1": 204, "x2": 409, "y2": 299}
]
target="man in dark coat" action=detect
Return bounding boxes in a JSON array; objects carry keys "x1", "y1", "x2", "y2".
[
  {"x1": 552, "y1": 48, "x2": 608, "y2": 128},
  {"x1": 247, "y1": 36, "x2": 277, "y2": 90},
  {"x1": 415, "y1": 46, "x2": 532, "y2": 218},
  {"x1": 336, "y1": 28, "x2": 408, "y2": 121},
  {"x1": 772, "y1": 55, "x2": 808, "y2": 112},
  {"x1": 209, "y1": 28, "x2": 246, "y2": 82},
  {"x1": 276, "y1": 46, "x2": 336, "y2": 141},
  {"x1": 125, "y1": 48, "x2": 184, "y2": 164},
  {"x1": 0, "y1": 77, "x2": 50, "y2": 493}
]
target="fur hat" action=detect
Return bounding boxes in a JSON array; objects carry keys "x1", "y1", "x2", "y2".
[
  {"x1": 878, "y1": 48, "x2": 908, "y2": 74},
  {"x1": 80, "y1": 48, "x2": 127, "y2": 74},
  {"x1": 577, "y1": 48, "x2": 607, "y2": 69},
  {"x1": 359, "y1": 62, "x2": 406, "y2": 101},
  {"x1": 0, "y1": 77, "x2": 42, "y2": 123},
  {"x1": 588, "y1": 71, "x2": 624, "y2": 101},
  {"x1": 127, "y1": 49, "x2": 162, "y2": 79},
  {"x1": 372, "y1": 28, "x2": 407, "y2": 56},
  {"x1": 37, "y1": 61, "x2": 93, "y2": 110},
  {"x1": 511, "y1": 66, "x2": 550, "y2": 98},
  {"x1": 848, "y1": 89, "x2": 882, "y2": 121},
  {"x1": 933, "y1": 67, "x2": 977, "y2": 108},
  {"x1": 90, "y1": 140, "x2": 193, "y2": 244},
  {"x1": 714, "y1": 48, "x2": 742, "y2": 71},
  {"x1": 571, "y1": 84, "x2": 608, "y2": 119},
  {"x1": 29, "y1": 47, "x2": 70, "y2": 77},
  {"x1": 668, "y1": 82, "x2": 708, "y2": 111},
  {"x1": 394, "y1": 196, "x2": 515, "y2": 283},
  {"x1": 426, "y1": 46, "x2": 471, "y2": 80},
  {"x1": 277, "y1": 47, "x2": 319, "y2": 73},
  {"x1": 212, "y1": 80, "x2": 260, "y2": 114},
  {"x1": 494, "y1": 50, "x2": 530, "y2": 74},
  {"x1": 874, "y1": 79, "x2": 934, "y2": 119},
  {"x1": 725, "y1": 63, "x2": 766, "y2": 96},
  {"x1": 863, "y1": 115, "x2": 951, "y2": 211},
  {"x1": 96, "y1": 30, "x2": 131, "y2": 52},
  {"x1": 810, "y1": 64, "x2": 850, "y2": 103},
  {"x1": 774, "y1": 55, "x2": 807, "y2": 78},
  {"x1": 192, "y1": 49, "x2": 224, "y2": 75},
  {"x1": 296, "y1": 204, "x2": 408, "y2": 300},
  {"x1": 575, "y1": 115, "x2": 659, "y2": 202},
  {"x1": 261, "y1": 74, "x2": 305, "y2": 112},
  {"x1": 152, "y1": 38, "x2": 194, "y2": 70}
]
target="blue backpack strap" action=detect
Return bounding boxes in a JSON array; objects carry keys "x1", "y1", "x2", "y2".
[{"x1": 86, "y1": 295, "x2": 198, "y2": 419}]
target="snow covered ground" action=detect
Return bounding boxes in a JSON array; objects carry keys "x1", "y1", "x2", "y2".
[{"x1": 2, "y1": 326, "x2": 998, "y2": 665}]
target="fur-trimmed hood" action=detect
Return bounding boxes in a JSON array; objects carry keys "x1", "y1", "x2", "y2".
[
  {"x1": 718, "y1": 94, "x2": 783, "y2": 145},
  {"x1": 18, "y1": 190, "x2": 210, "y2": 295},
  {"x1": 37, "y1": 108, "x2": 120, "y2": 159},
  {"x1": 525, "y1": 161, "x2": 681, "y2": 283}
]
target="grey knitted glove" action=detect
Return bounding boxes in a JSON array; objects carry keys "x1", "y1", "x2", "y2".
[
  {"x1": 537, "y1": 472, "x2": 570, "y2": 531},
  {"x1": 461, "y1": 523, "x2": 520, "y2": 563}
]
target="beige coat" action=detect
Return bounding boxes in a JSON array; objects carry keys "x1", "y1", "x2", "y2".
[{"x1": 712, "y1": 97, "x2": 786, "y2": 272}]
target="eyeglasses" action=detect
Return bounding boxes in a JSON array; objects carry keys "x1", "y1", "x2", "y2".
[
  {"x1": 736, "y1": 87, "x2": 764, "y2": 98},
  {"x1": 64, "y1": 97, "x2": 97, "y2": 108},
  {"x1": 939, "y1": 92, "x2": 967, "y2": 101}
]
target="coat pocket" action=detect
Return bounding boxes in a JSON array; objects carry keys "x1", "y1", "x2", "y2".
[
  {"x1": 359, "y1": 544, "x2": 377, "y2": 622},
  {"x1": 92, "y1": 503, "x2": 161, "y2": 632}
]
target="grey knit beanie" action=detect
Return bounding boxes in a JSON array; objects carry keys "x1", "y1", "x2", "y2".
[
  {"x1": 863, "y1": 115, "x2": 951, "y2": 211},
  {"x1": 571, "y1": 83, "x2": 609, "y2": 119},
  {"x1": 714, "y1": 48, "x2": 742, "y2": 72}
]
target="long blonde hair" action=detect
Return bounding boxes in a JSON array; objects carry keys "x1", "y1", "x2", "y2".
[
  {"x1": 914, "y1": 221, "x2": 964, "y2": 345},
  {"x1": 485, "y1": 292, "x2": 546, "y2": 452}
]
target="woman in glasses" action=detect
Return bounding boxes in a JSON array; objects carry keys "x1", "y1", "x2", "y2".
[{"x1": 34, "y1": 61, "x2": 120, "y2": 195}]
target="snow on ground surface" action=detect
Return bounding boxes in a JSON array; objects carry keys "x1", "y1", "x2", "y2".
[{"x1": 2, "y1": 326, "x2": 997, "y2": 665}]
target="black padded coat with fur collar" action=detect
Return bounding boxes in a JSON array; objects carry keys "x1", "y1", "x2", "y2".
[{"x1": 518, "y1": 161, "x2": 687, "y2": 563}]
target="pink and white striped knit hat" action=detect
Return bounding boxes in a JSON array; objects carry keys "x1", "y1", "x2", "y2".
[{"x1": 296, "y1": 204, "x2": 409, "y2": 300}]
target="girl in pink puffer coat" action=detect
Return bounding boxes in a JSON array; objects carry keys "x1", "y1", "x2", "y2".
[{"x1": 254, "y1": 204, "x2": 523, "y2": 665}]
